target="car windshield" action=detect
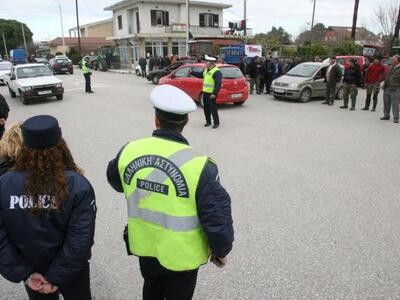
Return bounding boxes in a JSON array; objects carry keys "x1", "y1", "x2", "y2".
[
  {"x1": 220, "y1": 67, "x2": 243, "y2": 79},
  {"x1": 17, "y1": 66, "x2": 52, "y2": 78},
  {"x1": 35, "y1": 58, "x2": 48, "y2": 63},
  {"x1": 56, "y1": 59, "x2": 69, "y2": 64},
  {"x1": 0, "y1": 63, "x2": 12, "y2": 71},
  {"x1": 287, "y1": 64, "x2": 320, "y2": 77}
]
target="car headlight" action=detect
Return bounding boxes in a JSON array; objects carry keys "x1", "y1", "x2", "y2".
[
  {"x1": 289, "y1": 83, "x2": 299, "y2": 89},
  {"x1": 22, "y1": 86, "x2": 32, "y2": 92},
  {"x1": 271, "y1": 80, "x2": 276, "y2": 86},
  {"x1": 56, "y1": 83, "x2": 62, "y2": 88}
]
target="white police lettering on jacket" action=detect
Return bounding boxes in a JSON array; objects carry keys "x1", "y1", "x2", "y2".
[{"x1": 9, "y1": 194, "x2": 57, "y2": 210}]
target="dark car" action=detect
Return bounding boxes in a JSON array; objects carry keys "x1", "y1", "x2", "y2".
[
  {"x1": 146, "y1": 60, "x2": 195, "y2": 84},
  {"x1": 49, "y1": 58, "x2": 73, "y2": 75}
]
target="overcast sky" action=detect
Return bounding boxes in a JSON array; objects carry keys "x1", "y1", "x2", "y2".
[{"x1": 0, "y1": 0, "x2": 394, "y2": 41}]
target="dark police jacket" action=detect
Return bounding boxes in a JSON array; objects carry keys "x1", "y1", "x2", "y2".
[
  {"x1": 0, "y1": 171, "x2": 96, "y2": 287},
  {"x1": 107, "y1": 129, "x2": 234, "y2": 259}
]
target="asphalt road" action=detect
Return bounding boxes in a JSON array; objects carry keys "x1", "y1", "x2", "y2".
[{"x1": 1, "y1": 70, "x2": 399, "y2": 300}]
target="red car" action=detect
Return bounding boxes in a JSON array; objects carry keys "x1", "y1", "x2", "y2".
[{"x1": 159, "y1": 63, "x2": 249, "y2": 105}]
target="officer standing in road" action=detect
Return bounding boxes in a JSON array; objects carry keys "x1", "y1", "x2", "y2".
[
  {"x1": 191, "y1": 55, "x2": 223, "y2": 129},
  {"x1": 107, "y1": 84, "x2": 234, "y2": 300},
  {"x1": 0, "y1": 115, "x2": 96, "y2": 300},
  {"x1": 82, "y1": 57, "x2": 94, "y2": 93}
]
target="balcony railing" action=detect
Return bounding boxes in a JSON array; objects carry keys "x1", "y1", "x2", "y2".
[{"x1": 165, "y1": 24, "x2": 253, "y2": 38}]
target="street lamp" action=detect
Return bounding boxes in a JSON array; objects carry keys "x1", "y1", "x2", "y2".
[{"x1": 53, "y1": 0, "x2": 66, "y2": 55}]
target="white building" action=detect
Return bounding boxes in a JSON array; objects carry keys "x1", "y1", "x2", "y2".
[{"x1": 104, "y1": 0, "x2": 237, "y2": 65}]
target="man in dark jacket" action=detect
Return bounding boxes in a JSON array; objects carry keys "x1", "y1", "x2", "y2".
[
  {"x1": 272, "y1": 58, "x2": 283, "y2": 80},
  {"x1": 139, "y1": 57, "x2": 147, "y2": 78},
  {"x1": 106, "y1": 84, "x2": 234, "y2": 300},
  {"x1": 248, "y1": 56, "x2": 261, "y2": 94},
  {"x1": 0, "y1": 93, "x2": 9, "y2": 139},
  {"x1": 263, "y1": 55, "x2": 275, "y2": 94},
  {"x1": 323, "y1": 56, "x2": 343, "y2": 106},
  {"x1": 239, "y1": 56, "x2": 247, "y2": 76},
  {"x1": 340, "y1": 60, "x2": 361, "y2": 110},
  {"x1": 381, "y1": 55, "x2": 400, "y2": 123}
]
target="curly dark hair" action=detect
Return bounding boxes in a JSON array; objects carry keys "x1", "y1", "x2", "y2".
[{"x1": 15, "y1": 138, "x2": 82, "y2": 213}]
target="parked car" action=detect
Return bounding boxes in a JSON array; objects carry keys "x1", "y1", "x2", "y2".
[
  {"x1": 55, "y1": 55, "x2": 72, "y2": 63},
  {"x1": 159, "y1": 63, "x2": 249, "y2": 105},
  {"x1": 4, "y1": 63, "x2": 64, "y2": 104},
  {"x1": 271, "y1": 62, "x2": 343, "y2": 103},
  {"x1": 147, "y1": 60, "x2": 195, "y2": 84},
  {"x1": 34, "y1": 57, "x2": 51, "y2": 69},
  {"x1": 135, "y1": 64, "x2": 150, "y2": 77},
  {"x1": 49, "y1": 57, "x2": 73, "y2": 75},
  {"x1": 0, "y1": 61, "x2": 12, "y2": 85}
]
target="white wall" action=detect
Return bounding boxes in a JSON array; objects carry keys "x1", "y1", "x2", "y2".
[{"x1": 114, "y1": 8, "x2": 129, "y2": 36}]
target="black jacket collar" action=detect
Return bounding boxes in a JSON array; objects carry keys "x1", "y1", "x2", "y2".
[{"x1": 152, "y1": 129, "x2": 189, "y2": 145}]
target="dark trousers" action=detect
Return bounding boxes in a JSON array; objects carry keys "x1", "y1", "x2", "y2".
[
  {"x1": 25, "y1": 263, "x2": 91, "y2": 300},
  {"x1": 140, "y1": 66, "x2": 147, "y2": 78},
  {"x1": 259, "y1": 76, "x2": 265, "y2": 93},
  {"x1": 326, "y1": 82, "x2": 337, "y2": 104},
  {"x1": 265, "y1": 76, "x2": 273, "y2": 94},
  {"x1": 383, "y1": 87, "x2": 400, "y2": 121},
  {"x1": 139, "y1": 257, "x2": 199, "y2": 300},
  {"x1": 84, "y1": 73, "x2": 92, "y2": 92},
  {"x1": 203, "y1": 93, "x2": 220, "y2": 125}
]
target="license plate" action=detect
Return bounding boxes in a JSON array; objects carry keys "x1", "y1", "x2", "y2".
[
  {"x1": 274, "y1": 88, "x2": 285, "y2": 94},
  {"x1": 62, "y1": 68, "x2": 68, "y2": 71},
  {"x1": 231, "y1": 93, "x2": 242, "y2": 99},
  {"x1": 38, "y1": 90, "x2": 52, "y2": 95}
]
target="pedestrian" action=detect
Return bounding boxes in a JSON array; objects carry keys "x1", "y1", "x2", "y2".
[
  {"x1": 0, "y1": 122, "x2": 22, "y2": 176},
  {"x1": 263, "y1": 54, "x2": 275, "y2": 94},
  {"x1": 139, "y1": 57, "x2": 147, "y2": 78},
  {"x1": 362, "y1": 57, "x2": 386, "y2": 112},
  {"x1": 82, "y1": 57, "x2": 94, "y2": 93},
  {"x1": 239, "y1": 56, "x2": 247, "y2": 76},
  {"x1": 0, "y1": 93, "x2": 10, "y2": 139},
  {"x1": 149, "y1": 55, "x2": 154, "y2": 72},
  {"x1": 191, "y1": 55, "x2": 223, "y2": 128},
  {"x1": 249, "y1": 56, "x2": 261, "y2": 95},
  {"x1": 322, "y1": 56, "x2": 342, "y2": 106},
  {"x1": 153, "y1": 55, "x2": 160, "y2": 71},
  {"x1": 0, "y1": 115, "x2": 96, "y2": 300},
  {"x1": 381, "y1": 55, "x2": 400, "y2": 123},
  {"x1": 106, "y1": 84, "x2": 234, "y2": 300},
  {"x1": 340, "y1": 60, "x2": 361, "y2": 111},
  {"x1": 272, "y1": 57, "x2": 283, "y2": 80}
]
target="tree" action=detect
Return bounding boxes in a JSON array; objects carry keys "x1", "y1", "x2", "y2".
[
  {"x1": 332, "y1": 38, "x2": 362, "y2": 55},
  {"x1": 351, "y1": 0, "x2": 360, "y2": 40},
  {"x1": 391, "y1": 4, "x2": 400, "y2": 52},
  {"x1": 375, "y1": 2, "x2": 399, "y2": 49},
  {"x1": 251, "y1": 27, "x2": 291, "y2": 49},
  {"x1": 296, "y1": 23, "x2": 327, "y2": 44},
  {"x1": 296, "y1": 41, "x2": 328, "y2": 61},
  {"x1": 0, "y1": 19, "x2": 34, "y2": 57}
]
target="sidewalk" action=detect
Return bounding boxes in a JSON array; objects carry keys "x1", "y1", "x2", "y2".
[{"x1": 108, "y1": 68, "x2": 134, "y2": 74}]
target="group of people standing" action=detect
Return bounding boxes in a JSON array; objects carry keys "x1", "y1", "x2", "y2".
[
  {"x1": 324, "y1": 55, "x2": 400, "y2": 124},
  {"x1": 138, "y1": 55, "x2": 177, "y2": 78}
]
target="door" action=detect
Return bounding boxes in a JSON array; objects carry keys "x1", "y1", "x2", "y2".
[
  {"x1": 312, "y1": 67, "x2": 327, "y2": 97},
  {"x1": 170, "y1": 67, "x2": 191, "y2": 91},
  {"x1": 187, "y1": 66, "x2": 204, "y2": 100}
]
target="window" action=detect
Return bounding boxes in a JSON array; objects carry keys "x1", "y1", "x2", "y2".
[
  {"x1": 175, "y1": 67, "x2": 190, "y2": 78},
  {"x1": 145, "y1": 41, "x2": 168, "y2": 57},
  {"x1": 151, "y1": 10, "x2": 169, "y2": 26},
  {"x1": 220, "y1": 67, "x2": 243, "y2": 79},
  {"x1": 117, "y1": 15, "x2": 123, "y2": 30},
  {"x1": 172, "y1": 41, "x2": 187, "y2": 58},
  {"x1": 199, "y1": 13, "x2": 219, "y2": 27}
]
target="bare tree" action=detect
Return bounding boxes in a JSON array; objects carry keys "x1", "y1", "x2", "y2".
[
  {"x1": 351, "y1": 0, "x2": 360, "y2": 40},
  {"x1": 391, "y1": 4, "x2": 400, "y2": 49},
  {"x1": 375, "y1": 1, "x2": 400, "y2": 47}
]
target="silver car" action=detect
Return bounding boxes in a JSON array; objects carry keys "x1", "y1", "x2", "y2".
[{"x1": 271, "y1": 62, "x2": 343, "y2": 103}]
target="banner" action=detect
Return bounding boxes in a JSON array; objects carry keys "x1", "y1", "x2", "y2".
[{"x1": 245, "y1": 45, "x2": 262, "y2": 58}]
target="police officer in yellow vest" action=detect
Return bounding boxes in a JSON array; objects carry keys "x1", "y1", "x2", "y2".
[
  {"x1": 106, "y1": 84, "x2": 234, "y2": 300},
  {"x1": 191, "y1": 55, "x2": 222, "y2": 129},
  {"x1": 82, "y1": 57, "x2": 94, "y2": 93}
]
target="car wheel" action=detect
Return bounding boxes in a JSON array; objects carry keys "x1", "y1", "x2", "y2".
[
  {"x1": 197, "y1": 93, "x2": 204, "y2": 107},
  {"x1": 8, "y1": 86, "x2": 16, "y2": 98},
  {"x1": 336, "y1": 87, "x2": 343, "y2": 100},
  {"x1": 152, "y1": 76, "x2": 160, "y2": 84},
  {"x1": 56, "y1": 94, "x2": 63, "y2": 100},
  {"x1": 299, "y1": 89, "x2": 311, "y2": 103},
  {"x1": 19, "y1": 91, "x2": 28, "y2": 105},
  {"x1": 70, "y1": 69, "x2": 74, "y2": 75},
  {"x1": 136, "y1": 69, "x2": 141, "y2": 76},
  {"x1": 233, "y1": 101, "x2": 244, "y2": 106}
]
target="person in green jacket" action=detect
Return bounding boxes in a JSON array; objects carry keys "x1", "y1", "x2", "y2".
[{"x1": 82, "y1": 57, "x2": 93, "y2": 93}]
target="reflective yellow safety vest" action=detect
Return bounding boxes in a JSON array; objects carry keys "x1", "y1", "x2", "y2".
[
  {"x1": 118, "y1": 137, "x2": 211, "y2": 271},
  {"x1": 82, "y1": 61, "x2": 90, "y2": 74},
  {"x1": 202, "y1": 66, "x2": 220, "y2": 93}
]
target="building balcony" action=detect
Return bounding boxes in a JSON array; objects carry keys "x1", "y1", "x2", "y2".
[{"x1": 165, "y1": 24, "x2": 253, "y2": 38}]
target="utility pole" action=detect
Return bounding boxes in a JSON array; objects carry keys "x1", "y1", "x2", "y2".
[
  {"x1": 186, "y1": 0, "x2": 190, "y2": 56},
  {"x1": 21, "y1": 24, "x2": 28, "y2": 54},
  {"x1": 310, "y1": 0, "x2": 317, "y2": 42},
  {"x1": 54, "y1": 0, "x2": 66, "y2": 55},
  {"x1": 244, "y1": 0, "x2": 247, "y2": 37},
  {"x1": 2, "y1": 31, "x2": 8, "y2": 60},
  {"x1": 75, "y1": 0, "x2": 82, "y2": 57},
  {"x1": 351, "y1": 0, "x2": 360, "y2": 41}
]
